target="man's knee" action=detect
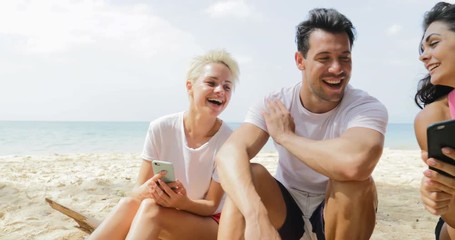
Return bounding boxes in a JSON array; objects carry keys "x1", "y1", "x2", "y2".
[
  {"x1": 324, "y1": 178, "x2": 377, "y2": 239},
  {"x1": 329, "y1": 177, "x2": 376, "y2": 196},
  {"x1": 326, "y1": 177, "x2": 377, "y2": 208}
]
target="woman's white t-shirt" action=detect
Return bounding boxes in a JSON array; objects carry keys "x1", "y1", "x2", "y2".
[{"x1": 141, "y1": 112, "x2": 232, "y2": 213}]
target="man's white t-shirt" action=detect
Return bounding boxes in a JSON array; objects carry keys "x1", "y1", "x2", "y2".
[
  {"x1": 141, "y1": 112, "x2": 232, "y2": 214},
  {"x1": 245, "y1": 82, "x2": 388, "y2": 196}
]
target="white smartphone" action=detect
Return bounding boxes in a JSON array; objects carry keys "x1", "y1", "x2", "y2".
[{"x1": 152, "y1": 160, "x2": 176, "y2": 183}]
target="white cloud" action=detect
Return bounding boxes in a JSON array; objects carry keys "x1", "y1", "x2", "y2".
[
  {"x1": 205, "y1": 0, "x2": 254, "y2": 19},
  {"x1": 386, "y1": 24, "x2": 402, "y2": 36},
  {"x1": 0, "y1": 0, "x2": 197, "y2": 57}
]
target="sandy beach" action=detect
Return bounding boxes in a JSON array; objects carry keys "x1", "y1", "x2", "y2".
[{"x1": 0, "y1": 149, "x2": 439, "y2": 240}]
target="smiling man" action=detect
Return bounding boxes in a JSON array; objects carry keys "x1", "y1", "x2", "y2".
[{"x1": 215, "y1": 8, "x2": 388, "y2": 240}]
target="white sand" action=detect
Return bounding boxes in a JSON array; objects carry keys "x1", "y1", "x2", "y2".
[{"x1": 0, "y1": 149, "x2": 439, "y2": 240}]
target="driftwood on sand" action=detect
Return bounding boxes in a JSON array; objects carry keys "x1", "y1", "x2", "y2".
[{"x1": 45, "y1": 198, "x2": 100, "y2": 234}]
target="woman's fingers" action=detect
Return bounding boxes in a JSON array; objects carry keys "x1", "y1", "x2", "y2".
[
  {"x1": 442, "y1": 147, "x2": 455, "y2": 159},
  {"x1": 430, "y1": 148, "x2": 455, "y2": 177},
  {"x1": 421, "y1": 151, "x2": 429, "y2": 165},
  {"x1": 151, "y1": 170, "x2": 168, "y2": 181},
  {"x1": 424, "y1": 167, "x2": 455, "y2": 195},
  {"x1": 174, "y1": 180, "x2": 187, "y2": 195},
  {"x1": 421, "y1": 190, "x2": 451, "y2": 215},
  {"x1": 151, "y1": 184, "x2": 170, "y2": 206},
  {"x1": 421, "y1": 175, "x2": 453, "y2": 215},
  {"x1": 158, "y1": 179, "x2": 175, "y2": 197}
]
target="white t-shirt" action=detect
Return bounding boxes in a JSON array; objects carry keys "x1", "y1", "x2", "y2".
[
  {"x1": 245, "y1": 82, "x2": 388, "y2": 195},
  {"x1": 141, "y1": 112, "x2": 232, "y2": 213}
]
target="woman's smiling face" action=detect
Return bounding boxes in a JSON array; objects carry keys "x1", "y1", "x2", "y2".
[
  {"x1": 187, "y1": 62, "x2": 233, "y2": 117},
  {"x1": 420, "y1": 21, "x2": 455, "y2": 88}
]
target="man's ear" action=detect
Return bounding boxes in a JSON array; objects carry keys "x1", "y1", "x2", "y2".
[{"x1": 295, "y1": 51, "x2": 305, "y2": 70}]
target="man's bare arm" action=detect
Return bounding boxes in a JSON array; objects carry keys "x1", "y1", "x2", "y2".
[
  {"x1": 215, "y1": 123, "x2": 271, "y2": 223},
  {"x1": 264, "y1": 99, "x2": 384, "y2": 181},
  {"x1": 279, "y1": 127, "x2": 384, "y2": 181}
]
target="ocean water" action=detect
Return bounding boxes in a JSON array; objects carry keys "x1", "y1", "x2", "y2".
[{"x1": 0, "y1": 121, "x2": 418, "y2": 156}]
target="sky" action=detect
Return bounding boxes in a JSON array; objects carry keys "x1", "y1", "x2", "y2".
[{"x1": 1, "y1": 0, "x2": 454, "y2": 123}]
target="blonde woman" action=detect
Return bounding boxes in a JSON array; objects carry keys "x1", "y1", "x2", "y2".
[{"x1": 89, "y1": 49, "x2": 239, "y2": 240}]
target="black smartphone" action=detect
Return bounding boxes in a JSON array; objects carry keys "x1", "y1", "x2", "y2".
[{"x1": 427, "y1": 119, "x2": 455, "y2": 177}]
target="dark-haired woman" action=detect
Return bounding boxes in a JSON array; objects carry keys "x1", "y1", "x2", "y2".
[{"x1": 414, "y1": 2, "x2": 455, "y2": 239}]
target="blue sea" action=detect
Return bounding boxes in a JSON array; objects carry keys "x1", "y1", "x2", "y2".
[{"x1": 0, "y1": 121, "x2": 418, "y2": 156}]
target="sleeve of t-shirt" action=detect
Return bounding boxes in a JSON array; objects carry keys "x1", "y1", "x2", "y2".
[
  {"x1": 140, "y1": 120, "x2": 160, "y2": 161},
  {"x1": 244, "y1": 89, "x2": 289, "y2": 133},
  {"x1": 245, "y1": 98, "x2": 268, "y2": 132},
  {"x1": 345, "y1": 100, "x2": 389, "y2": 135}
]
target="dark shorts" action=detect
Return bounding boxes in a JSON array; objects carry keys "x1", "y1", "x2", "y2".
[
  {"x1": 435, "y1": 217, "x2": 444, "y2": 240},
  {"x1": 276, "y1": 180, "x2": 325, "y2": 240}
]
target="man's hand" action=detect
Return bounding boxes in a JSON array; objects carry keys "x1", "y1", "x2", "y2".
[
  {"x1": 263, "y1": 99, "x2": 295, "y2": 145},
  {"x1": 244, "y1": 207, "x2": 281, "y2": 240}
]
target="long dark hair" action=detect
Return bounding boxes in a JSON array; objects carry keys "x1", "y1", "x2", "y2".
[{"x1": 415, "y1": 2, "x2": 455, "y2": 109}]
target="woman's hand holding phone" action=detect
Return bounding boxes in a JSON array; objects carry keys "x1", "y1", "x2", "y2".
[
  {"x1": 151, "y1": 179, "x2": 189, "y2": 209},
  {"x1": 132, "y1": 160, "x2": 189, "y2": 209},
  {"x1": 421, "y1": 148, "x2": 455, "y2": 215},
  {"x1": 131, "y1": 170, "x2": 168, "y2": 200}
]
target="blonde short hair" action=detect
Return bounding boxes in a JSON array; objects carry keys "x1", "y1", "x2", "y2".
[{"x1": 186, "y1": 49, "x2": 240, "y2": 87}]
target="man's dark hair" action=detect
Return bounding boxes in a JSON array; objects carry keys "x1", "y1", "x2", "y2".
[{"x1": 296, "y1": 8, "x2": 356, "y2": 58}]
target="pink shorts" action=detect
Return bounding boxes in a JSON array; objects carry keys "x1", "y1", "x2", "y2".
[{"x1": 211, "y1": 212, "x2": 221, "y2": 224}]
